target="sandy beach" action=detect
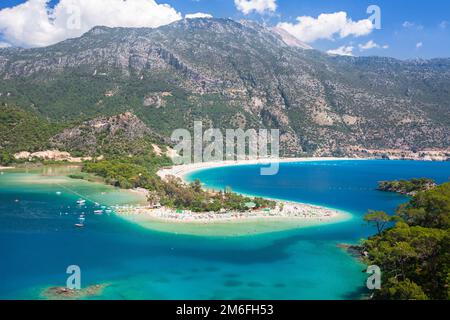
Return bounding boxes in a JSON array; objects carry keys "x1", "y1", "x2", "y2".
[
  {"x1": 0, "y1": 166, "x2": 15, "y2": 170},
  {"x1": 157, "y1": 157, "x2": 362, "y2": 181},
  {"x1": 116, "y1": 201, "x2": 349, "y2": 224},
  {"x1": 115, "y1": 201, "x2": 352, "y2": 236},
  {"x1": 110, "y1": 157, "x2": 360, "y2": 236}
]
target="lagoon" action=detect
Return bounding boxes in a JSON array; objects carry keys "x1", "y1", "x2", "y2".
[{"x1": 0, "y1": 160, "x2": 449, "y2": 299}]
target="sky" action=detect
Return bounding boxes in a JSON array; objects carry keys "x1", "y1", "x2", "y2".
[{"x1": 0, "y1": 0, "x2": 448, "y2": 59}]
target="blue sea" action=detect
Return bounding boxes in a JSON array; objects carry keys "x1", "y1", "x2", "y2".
[{"x1": 0, "y1": 160, "x2": 449, "y2": 299}]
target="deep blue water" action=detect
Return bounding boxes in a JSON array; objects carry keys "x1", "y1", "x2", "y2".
[
  {"x1": 0, "y1": 160, "x2": 449, "y2": 299},
  {"x1": 188, "y1": 160, "x2": 450, "y2": 241}
]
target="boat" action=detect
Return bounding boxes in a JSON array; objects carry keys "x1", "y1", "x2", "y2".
[
  {"x1": 76, "y1": 199, "x2": 86, "y2": 205},
  {"x1": 105, "y1": 209, "x2": 112, "y2": 214},
  {"x1": 56, "y1": 191, "x2": 62, "y2": 195},
  {"x1": 94, "y1": 210, "x2": 103, "y2": 215},
  {"x1": 75, "y1": 223, "x2": 84, "y2": 228}
]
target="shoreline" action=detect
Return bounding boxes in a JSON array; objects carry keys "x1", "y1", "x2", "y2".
[
  {"x1": 157, "y1": 157, "x2": 364, "y2": 181},
  {"x1": 113, "y1": 158, "x2": 358, "y2": 236},
  {"x1": 2, "y1": 159, "x2": 356, "y2": 236},
  {"x1": 0, "y1": 166, "x2": 15, "y2": 170},
  {"x1": 116, "y1": 200, "x2": 351, "y2": 225},
  {"x1": 116, "y1": 201, "x2": 352, "y2": 237}
]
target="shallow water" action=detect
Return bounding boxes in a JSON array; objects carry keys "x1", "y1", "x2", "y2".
[{"x1": 0, "y1": 161, "x2": 449, "y2": 299}]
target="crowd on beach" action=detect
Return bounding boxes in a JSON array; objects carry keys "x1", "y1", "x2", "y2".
[{"x1": 115, "y1": 201, "x2": 341, "y2": 224}]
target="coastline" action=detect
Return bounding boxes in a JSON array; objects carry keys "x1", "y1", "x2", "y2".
[
  {"x1": 114, "y1": 158, "x2": 357, "y2": 236},
  {"x1": 157, "y1": 157, "x2": 363, "y2": 181},
  {"x1": 2, "y1": 159, "x2": 356, "y2": 236},
  {"x1": 0, "y1": 166, "x2": 15, "y2": 170},
  {"x1": 116, "y1": 200, "x2": 352, "y2": 237}
]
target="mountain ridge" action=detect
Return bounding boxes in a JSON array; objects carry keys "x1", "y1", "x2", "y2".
[{"x1": 0, "y1": 18, "x2": 449, "y2": 157}]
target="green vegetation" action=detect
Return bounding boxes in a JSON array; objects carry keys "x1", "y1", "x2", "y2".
[
  {"x1": 82, "y1": 155, "x2": 275, "y2": 213},
  {"x1": 363, "y1": 181, "x2": 450, "y2": 300},
  {"x1": 0, "y1": 102, "x2": 270, "y2": 213},
  {"x1": 158, "y1": 176, "x2": 275, "y2": 213},
  {"x1": 0, "y1": 151, "x2": 13, "y2": 166},
  {"x1": 364, "y1": 211, "x2": 394, "y2": 235},
  {"x1": 82, "y1": 153, "x2": 172, "y2": 189},
  {"x1": 377, "y1": 178, "x2": 437, "y2": 196},
  {"x1": 0, "y1": 105, "x2": 65, "y2": 154}
]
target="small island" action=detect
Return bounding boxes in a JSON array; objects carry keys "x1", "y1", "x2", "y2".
[
  {"x1": 40, "y1": 284, "x2": 109, "y2": 300},
  {"x1": 377, "y1": 178, "x2": 437, "y2": 196}
]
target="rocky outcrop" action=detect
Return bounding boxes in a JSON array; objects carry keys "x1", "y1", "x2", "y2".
[
  {"x1": 13, "y1": 150, "x2": 93, "y2": 162},
  {"x1": 40, "y1": 284, "x2": 109, "y2": 300},
  {"x1": 49, "y1": 112, "x2": 167, "y2": 156}
]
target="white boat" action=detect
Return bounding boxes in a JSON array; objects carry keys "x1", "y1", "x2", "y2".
[
  {"x1": 105, "y1": 209, "x2": 112, "y2": 214},
  {"x1": 94, "y1": 210, "x2": 103, "y2": 215},
  {"x1": 76, "y1": 199, "x2": 86, "y2": 205},
  {"x1": 56, "y1": 191, "x2": 62, "y2": 195},
  {"x1": 75, "y1": 223, "x2": 84, "y2": 228}
]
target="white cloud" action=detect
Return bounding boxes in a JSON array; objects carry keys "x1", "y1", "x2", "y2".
[
  {"x1": 0, "y1": 42, "x2": 11, "y2": 48},
  {"x1": 402, "y1": 21, "x2": 424, "y2": 30},
  {"x1": 402, "y1": 21, "x2": 414, "y2": 28},
  {"x1": 0, "y1": 0, "x2": 182, "y2": 47},
  {"x1": 234, "y1": 0, "x2": 277, "y2": 15},
  {"x1": 185, "y1": 12, "x2": 213, "y2": 19},
  {"x1": 277, "y1": 12, "x2": 373, "y2": 43},
  {"x1": 358, "y1": 40, "x2": 389, "y2": 51},
  {"x1": 416, "y1": 42, "x2": 423, "y2": 48},
  {"x1": 440, "y1": 21, "x2": 448, "y2": 29},
  {"x1": 359, "y1": 40, "x2": 378, "y2": 50},
  {"x1": 327, "y1": 45, "x2": 354, "y2": 56}
]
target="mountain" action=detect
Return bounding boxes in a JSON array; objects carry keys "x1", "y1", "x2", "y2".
[
  {"x1": 0, "y1": 18, "x2": 449, "y2": 157},
  {"x1": 0, "y1": 105, "x2": 64, "y2": 153},
  {"x1": 50, "y1": 112, "x2": 168, "y2": 157}
]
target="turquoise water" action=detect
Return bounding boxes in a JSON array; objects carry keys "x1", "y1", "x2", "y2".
[{"x1": 0, "y1": 160, "x2": 449, "y2": 299}]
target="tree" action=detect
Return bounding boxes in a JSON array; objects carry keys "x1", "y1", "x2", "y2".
[
  {"x1": 147, "y1": 191, "x2": 161, "y2": 207},
  {"x1": 0, "y1": 151, "x2": 12, "y2": 165},
  {"x1": 389, "y1": 241, "x2": 417, "y2": 280},
  {"x1": 191, "y1": 179, "x2": 202, "y2": 193},
  {"x1": 363, "y1": 182, "x2": 450, "y2": 300},
  {"x1": 378, "y1": 278, "x2": 428, "y2": 300},
  {"x1": 364, "y1": 211, "x2": 392, "y2": 235},
  {"x1": 397, "y1": 183, "x2": 450, "y2": 229}
]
